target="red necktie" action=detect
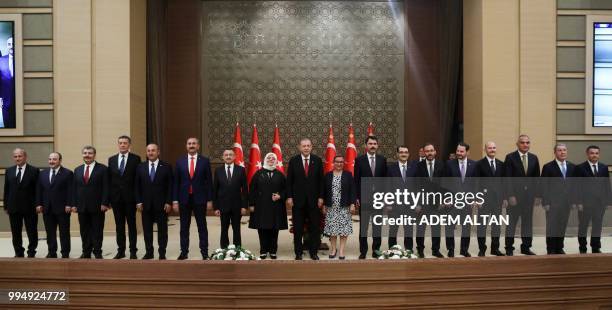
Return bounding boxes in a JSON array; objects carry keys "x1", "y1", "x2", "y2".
[
  {"x1": 304, "y1": 158, "x2": 309, "y2": 177},
  {"x1": 84, "y1": 165, "x2": 90, "y2": 184},
  {"x1": 189, "y1": 157, "x2": 195, "y2": 194}
]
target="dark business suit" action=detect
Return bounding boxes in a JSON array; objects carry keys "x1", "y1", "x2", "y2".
[
  {"x1": 541, "y1": 160, "x2": 576, "y2": 254},
  {"x1": 213, "y1": 164, "x2": 248, "y2": 248},
  {"x1": 108, "y1": 152, "x2": 141, "y2": 256},
  {"x1": 574, "y1": 161, "x2": 611, "y2": 252},
  {"x1": 443, "y1": 158, "x2": 477, "y2": 254},
  {"x1": 474, "y1": 157, "x2": 505, "y2": 253},
  {"x1": 36, "y1": 167, "x2": 73, "y2": 257},
  {"x1": 286, "y1": 154, "x2": 324, "y2": 256},
  {"x1": 415, "y1": 159, "x2": 445, "y2": 254},
  {"x1": 0, "y1": 55, "x2": 15, "y2": 128},
  {"x1": 503, "y1": 151, "x2": 540, "y2": 252},
  {"x1": 355, "y1": 153, "x2": 387, "y2": 256},
  {"x1": 73, "y1": 163, "x2": 109, "y2": 257},
  {"x1": 135, "y1": 160, "x2": 173, "y2": 257},
  {"x1": 387, "y1": 160, "x2": 417, "y2": 250},
  {"x1": 3, "y1": 164, "x2": 39, "y2": 257},
  {"x1": 174, "y1": 154, "x2": 213, "y2": 256}
]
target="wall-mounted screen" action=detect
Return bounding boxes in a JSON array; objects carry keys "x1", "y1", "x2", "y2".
[
  {"x1": 0, "y1": 21, "x2": 15, "y2": 129},
  {"x1": 593, "y1": 22, "x2": 612, "y2": 127}
]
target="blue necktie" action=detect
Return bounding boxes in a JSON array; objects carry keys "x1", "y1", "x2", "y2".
[
  {"x1": 119, "y1": 155, "x2": 126, "y2": 175},
  {"x1": 150, "y1": 163, "x2": 156, "y2": 182},
  {"x1": 561, "y1": 163, "x2": 566, "y2": 179}
]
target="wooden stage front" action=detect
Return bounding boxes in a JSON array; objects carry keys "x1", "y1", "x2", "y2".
[{"x1": 0, "y1": 254, "x2": 611, "y2": 309}]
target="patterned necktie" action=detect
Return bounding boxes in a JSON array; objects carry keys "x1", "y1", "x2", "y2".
[
  {"x1": 521, "y1": 154, "x2": 528, "y2": 174},
  {"x1": 84, "y1": 165, "x2": 90, "y2": 184},
  {"x1": 150, "y1": 163, "x2": 156, "y2": 182},
  {"x1": 119, "y1": 154, "x2": 126, "y2": 175},
  {"x1": 16, "y1": 167, "x2": 22, "y2": 183}
]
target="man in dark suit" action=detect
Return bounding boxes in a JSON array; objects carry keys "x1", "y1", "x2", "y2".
[
  {"x1": 135, "y1": 144, "x2": 173, "y2": 260},
  {"x1": 0, "y1": 37, "x2": 15, "y2": 128},
  {"x1": 72, "y1": 145, "x2": 109, "y2": 259},
  {"x1": 443, "y1": 143, "x2": 477, "y2": 257},
  {"x1": 387, "y1": 146, "x2": 417, "y2": 251},
  {"x1": 574, "y1": 145, "x2": 611, "y2": 253},
  {"x1": 286, "y1": 138, "x2": 324, "y2": 260},
  {"x1": 172, "y1": 137, "x2": 213, "y2": 260},
  {"x1": 474, "y1": 142, "x2": 505, "y2": 256},
  {"x1": 504, "y1": 134, "x2": 541, "y2": 256},
  {"x1": 355, "y1": 135, "x2": 387, "y2": 259},
  {"x1": 541, "y1": 143, "x2": 575, "y2": 255},
  {"x1": 213, "y1": 149, "x2": 248, "y2": 249},
  {"x1": 107, "y1": 135, "x2": 141, "y2": 259},
  {"x1": 3, "y1": 148, "x2": 39, "y2": 257},
  {"x1": 36, "y1": 152, "x2": 73, "y2": 258},
  {"x1": 415, "y1": 143, "x2": 445, "y2": 258}
]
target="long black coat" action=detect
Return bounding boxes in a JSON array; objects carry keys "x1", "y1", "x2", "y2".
[{"x1": 248, "y1": 169, "x2": 288, "y2": 230}]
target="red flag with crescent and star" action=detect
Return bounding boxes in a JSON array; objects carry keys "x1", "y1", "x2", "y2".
[
  {"x1": 232, "y1": 122, "x2": 245, "y2": 167},
  {"x1": 247, "y1": 123, "x2": 262, "y2": 185},
  {"x1": 364, "y1": 122, "x2": 374, "y2": 153},
  {"x1": 324, "y1": 124, "x2": 336, "y2": 173},
  {"x1": 272, "y1": 124, "x2": 285, "y2": 174},
  {"x1": 345, "y1": 123, "x2": 357, "y2": 175}
]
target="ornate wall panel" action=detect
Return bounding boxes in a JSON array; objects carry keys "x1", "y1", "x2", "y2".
[{"x1": 201, "y1": 1, "x2": 404, "y2": 162}]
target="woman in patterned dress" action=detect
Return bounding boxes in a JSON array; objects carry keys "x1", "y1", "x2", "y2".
[{"x1": 322, "y1": 155, "x2": 356, "y2": 259}]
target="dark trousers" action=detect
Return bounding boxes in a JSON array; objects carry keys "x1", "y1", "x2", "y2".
[
  {"x1": 292, "y1": 205, "x2": 321, "y2": 256},
  {"x1": 112, "y1": 201, "x2": 138, "y2": 254},
  {"x1": 359, "y1": 209, "x2": 382, "y2": 256},
  {"x1": 445, "y1": 207, "x2": 472, "y2": 253},
  {"x1": 258, "y1": 229, "x2": 279, "y2": 254},
  {"x1": 578, "y1": 203, "x2": 606, "y2": 251},
  {"x1": 9, "y1": 212, "x2": 38, "y2": 257},
  {"x1": 416, "y1": 207, "x2": 441, "y2": 253},
  {"x1": 477, "y1": 202, "x2": 503, "y2": 252},
  {"x1": 220, "y1": 208, "x2": 242, "y2": 248},
  {"x1": 43, "y1": 212, "x2": 70, "y2": 256},
  {"x1": 545, "y1": 203, "x2": 571, "y2": 254},
  {"x1": 78, "y1": 211, "x2": 105, "y2": 256},
  {"x1": 388, "y1": 210, "x2": 414, "y2": 250},
  {"x1": 179, "y1": 196, "x2": 208, "y2": 255},
  {"x1": 142, "y1": 208, "x2": 168, "y2": 256},
  {"x1": 505, "y1": 198, "x2": 534, "y2": 252}
]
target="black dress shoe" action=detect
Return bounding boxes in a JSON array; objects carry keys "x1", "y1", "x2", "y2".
[
  {"x1": 14, "y1": 253, "x2": 24, "y2": 258},
  {"x1": 113, "y1": 252, "x2": 126, "y2": 259},
  {"x1": 80, "y1": 253, "x2": 91, "y2": 259},
  {"x1": 339, "y1": 256, "x2": 345, "y2": 260},
  {"x1": 142, "y1": 253, "x2": 154, "y2": 259},
  {"x1": 447, "y1": 251, "x2": 455, "y2": 258},
  {"x1": 61, "y1": 254, "x2": 70, "y2": 259},
  {"x1": 358, "y1": 253, "x2": 366, "y2": 260},
  {"x1": 310, "y1": 254, "x2": 320, "y2": 260},
  {"x1": 270, "y1": 254, "x2": 277, "y2": 260},
  {"x1": 130, "y1": 253, "x2": 138, "y2": 260},
  {"x1": 478, "y1": 250, "x2": 486, "y2": 257},
  {"x1": 202, "y1": 254, "x2": 209, "y2": 260},
  {"x1": 505, "y1": 250, "x2": 513, "y2": 256},
  {"x1": 260, "y1": 253, "x2": 267, "y2": 260},
  {"x1": 460, "y1": 250, "x2": 471, "y2": 257},
  {"x1": 159, "y1": 255, "x2": 166, "y2": 260},
  {"x1": 520, "y1": 249, "x2": 536, "y2": 255},
  {"x1": 556, "y1": 249, "x2": 566, "y2": 255},
  {"x1": 295, "y1": 254, "x2": 303, "y2": 260},
  {"x1": 417, "y1": 251, "x2": 425, "y2": 259},
  {"x1": 46, "y1": 253, "x2": 57, "y2": 258},
  {"x1": 372, "y1": 251, "x2": 381, "y2": 259},
  {"x1": 27, "y1": 253, "x2": 35, "y2": 258},
  {"x1": 94, "y1": 254, "x2": 103, "y2": 259},
  {"x1": 593, "y1": 248, "x2": 602, "y2": 253},
  {"x1": 177, "y1": 253, "x2": 188, "y2": 260},
  {"x1": 432, "y1": 251, "x2": 444, "y2": 258},
  {"x1": 491, "y1": 249, "x2": 505, "y2": 256}
]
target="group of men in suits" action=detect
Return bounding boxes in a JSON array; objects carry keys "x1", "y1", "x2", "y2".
[{"x1": 3, "y1": 134, "x2": 610, "y2": 260}]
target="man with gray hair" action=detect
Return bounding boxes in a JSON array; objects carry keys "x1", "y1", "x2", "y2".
[{"x1": 3, "y1": 148, "x2": 39, "y2": 257}]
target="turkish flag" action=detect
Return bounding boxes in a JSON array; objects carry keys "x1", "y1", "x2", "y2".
[
  {"x1": 345, "y1": 123, "x2": 357, "y2": 175},
  {"x1": 233, "y1": 122, "x2": 245, "y2": 167},
  {"x1": 324, "y1": 124, "x2": 336, "y2": 173},
  {"x1": 246, "y1": 123, "x2": 261, "y2": 185},
  {"x1": 272, "y1": 124, "x2": 285, "y2": 174},
  {"x1": 364, "y1": 121, "x2": 374, "y2": 153}
]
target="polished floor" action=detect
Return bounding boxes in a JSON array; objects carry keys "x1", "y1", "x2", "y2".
[{"x1": 0, "y1": 215, "x2": 610, "y2": 260}]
